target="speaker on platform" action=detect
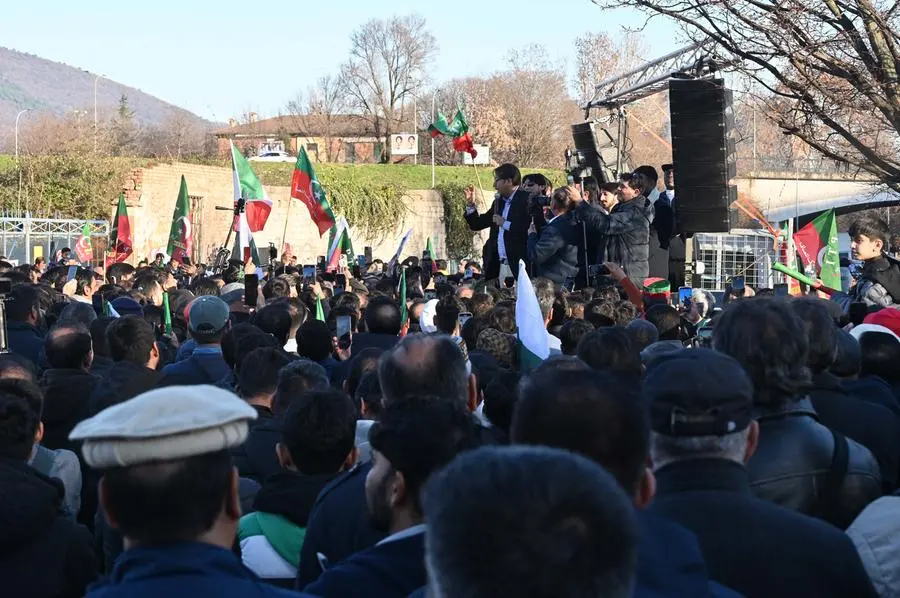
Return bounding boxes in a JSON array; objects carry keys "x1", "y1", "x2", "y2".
[
  {"x1": 570, "y1": 121, "x2": 617, "y2": 183},
  {"x1": 670, "y1": 78, "x2": 735, "y2": 234}
]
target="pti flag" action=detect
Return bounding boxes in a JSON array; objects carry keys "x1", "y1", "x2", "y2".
[
  {"x1": 793, "y1": 209, "x2": 841, "y2": 291},
  {"x1": 166, "y1": 176, "x2": 193, "y2": 263},
  {"x1": 388, "y1": 228, "x2": 414, "y2": 272},
  {"x1": 291, "y1": 146, "x2": 336, "y2": 236},
  {"x1": 237, "y1": 210, "x2": 261, "y2": 267},
  {"x1": 399, "y1": 267, "x2": 408, "y2": 324},
  {"x1": 231, "y1": 142, "x2": 273, "y2": 232},
  {"x1": 326, "y1": 216, "x2": 354, "y2": 271},
  {"x1": 74, "y1": 223, "x2": 93, "y2": 264},
  {"x1": 515, "y1": 259, "x2": 549, "y2": 371},
  {"x1": 428, "y1": 107, "x2": 477, "y2": 158},
  {"x1": 106, "y1": 192, "x2": 132, "y2": 266}
]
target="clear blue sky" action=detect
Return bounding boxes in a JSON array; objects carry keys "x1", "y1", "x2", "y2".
[{"x1": 0, "y1": 0, "x2": 681, "y2": 122}]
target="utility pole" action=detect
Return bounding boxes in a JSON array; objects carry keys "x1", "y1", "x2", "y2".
[{"x1": 14, "y1": 109, "x2": 28, "y2": 160}]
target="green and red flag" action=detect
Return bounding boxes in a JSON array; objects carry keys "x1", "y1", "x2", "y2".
[
  {"x1": 231, "y1": 142, "x2": 273, "y2": 232},
  {"x1": 793, "y1": 209, "x2": 840, "y2": 291},
  {"x1": 515, "y1": 259, "x2": 549, "y2": 371},
  {"x1": 326, "y1": 216, "x2": 355, "y2": 271},
  {"x1": 166, "y1": 175, "x2": 193, "y2": 263},
  {"x1": 428, "y1": 107, "x2": 477, "y2": 158},
  {"x1": 74, "y1": 223, "x2": 93, "y2": 264},
  {"x1": 106, "y1": 192, "x2": 132, "y2": 267},
  {"x1": 291, "y1": 146, "x2": 336, "y2": 237}
]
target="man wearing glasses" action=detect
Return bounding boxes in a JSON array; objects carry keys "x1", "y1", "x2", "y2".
[{"x1": 464, "y1": 163, "x2": 533, "y2": 283}]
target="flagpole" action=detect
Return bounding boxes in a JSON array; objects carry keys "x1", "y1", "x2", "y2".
[
  {"x1": 471, "y1": 162, "x2": 492, "y2": 215},
  {"x1": 280, "y1": 198, "x2": 292, "y2": 256}
]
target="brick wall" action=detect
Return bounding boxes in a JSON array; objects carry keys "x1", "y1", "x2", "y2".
[{"x1": 116, "y1": 162, "x2": 488, "y2": 267}]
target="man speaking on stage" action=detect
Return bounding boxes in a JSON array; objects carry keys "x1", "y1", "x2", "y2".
[
  {"x1": 464, "y1": 163, "x2": 531, "y2": 282},
  {"x1": 526, "y1": 186, "x2": 580, "y2": 288}
]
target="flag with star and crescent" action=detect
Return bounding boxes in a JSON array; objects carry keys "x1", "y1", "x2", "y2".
[
  {"x1": 166, "y1": 175, "x2": 193, "y2": 263},
  {"x1": 291, "y1": 146, "x2": 336, "y2": 236}
]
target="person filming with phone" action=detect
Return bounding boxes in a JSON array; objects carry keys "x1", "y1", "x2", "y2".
[{"x1": 526, "y1": 186, "x2": 580, "y2": 289}]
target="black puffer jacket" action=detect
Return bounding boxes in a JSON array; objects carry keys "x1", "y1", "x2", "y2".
[
  {"x1": 576, "y1": 196, "x2": 653, "y2": 283},
  {"x1": 89, "y1": 361, "x2": 161, "y2": 415},
  {"x1": 39, "y1": 368, "x2": 98, "y2": 454},
  {"x1": 0, "y1": 458, "x2": 97, "y2": 597},
  {"x1": 747, "y1": 397, "x2": 883, "y2": 529}
]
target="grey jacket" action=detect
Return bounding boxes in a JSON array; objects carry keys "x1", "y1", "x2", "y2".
[
  {"x1": 576, "y1": 196, "x2": 653, "y2": 283},
  {"x1": 29, "y1": 444, "x2": 82, "y2": 520},
  {"x1": 847, "y1": 496, "x2": 900, "y2": 597}
]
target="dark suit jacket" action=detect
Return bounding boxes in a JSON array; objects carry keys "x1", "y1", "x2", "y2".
[
  {"x1": 527, "y1": 213, "x2": 579, "y2": 286},
  {"x1": 465, "y1": 189, "x2": 531, "y2": 280}
]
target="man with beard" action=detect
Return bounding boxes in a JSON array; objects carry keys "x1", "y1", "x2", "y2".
[{"x1": 301, "y1": 396, "x2": 479, "y2": 597}]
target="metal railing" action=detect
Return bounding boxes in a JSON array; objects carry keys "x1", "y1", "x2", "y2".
[{"x1": 0, "y1": 216, "x2": 108, "y2": 265}]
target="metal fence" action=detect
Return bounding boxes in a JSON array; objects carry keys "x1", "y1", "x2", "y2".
[
  {"x1": 0, "y1": 217, "x2": 109, "y2": 266},
  {"x1": 693, "y1": 229, "x2": 784, "y2": 292}
]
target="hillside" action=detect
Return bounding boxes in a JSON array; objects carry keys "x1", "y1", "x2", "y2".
[{"x1": 0, "y1": 47, "x2": 213, "y2": 147}]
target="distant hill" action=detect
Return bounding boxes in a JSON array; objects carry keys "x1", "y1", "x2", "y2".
[{"x1": 0, "y1": 47, "x2": 214, "y2": 148}]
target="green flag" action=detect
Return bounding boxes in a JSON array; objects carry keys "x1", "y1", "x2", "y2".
[
  {"x1": 399, "y1": 268, "x2": 408, "y2": 325},
  {"x1": 166, "y1": 175, "x2": 192, "y2": 263},
  {"x1": 426, "y1": 237, "x2": 436, "y2": 261},
  {"x1": 793, "y1": 209, "x2": 841, "y2": 291},
  {"x1": 162, "y1": 291, "x2": 173, "y2": 336},
  {"x1": 316, "y1": 296, "x2": 325, "y2": 322}
]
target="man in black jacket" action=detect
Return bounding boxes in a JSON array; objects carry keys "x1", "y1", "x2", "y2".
[
  {"x1": 572, "y1": 173, "x2": 653, "y2": 283},
  {"x1": 646, "y1": 349, "x2": 878, "y2": 598},
  {"x1": 464, "y1": 163, "x2": 532, "y2": 281},
  {"x1": 89, "y1": 315, "x2": 161, "y2": 415},
  {"x1": 6, "y1": 284, "x2": 45, "y2": 368},
  {"x1": 713, "y1": 298, "x2": 882, "y2": 528},
  {"x1": 0, "y1": 379, "x2": 98, "y2": 598},
  {"x1": 526, "y1": 187, "x2": 579, "y2": 288},
  {"x1": 39, "y1": 324, "x2": 98, "y2": 454}
]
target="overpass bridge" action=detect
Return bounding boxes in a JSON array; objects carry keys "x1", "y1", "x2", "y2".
[{"x1": 733, "y1": 156, "x2": 896, "y2": 224}]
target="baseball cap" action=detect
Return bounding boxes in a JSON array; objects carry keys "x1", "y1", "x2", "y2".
[
  {"x1": 188, "y1": 296, "x2": 230, "y2": 335},
  {"x1": 645, "y1": 348, "x2": 754, "y2": 437}
]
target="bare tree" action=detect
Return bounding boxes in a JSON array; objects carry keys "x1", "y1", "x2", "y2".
[
  {"x1": 592, "y1": 0, "x2": 900, "y2": 190},
  {"x1": 339, "y1": 14, "x2": 436, "y2": 163},
  {"x1": 573, "y1": 33, "x2": 646, "y2": 106},
  {"x1": 285, "y1": 75, "x2": 351, "y2": 162}
]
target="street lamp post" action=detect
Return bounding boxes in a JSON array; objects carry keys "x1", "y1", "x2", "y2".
[
  {"x1": 93, "y1": 73, "x2": 105, "y2": 151},
  {"x1": 431, "y1": 89, "x2": 437, "y2": 189},
  {"x1": 15, "y1": 109, "x2": 28, "y2": 160}
]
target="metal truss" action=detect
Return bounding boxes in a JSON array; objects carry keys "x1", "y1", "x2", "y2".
[{"x1": 584, "y1": 40, "x2": 726, "y2": 113}]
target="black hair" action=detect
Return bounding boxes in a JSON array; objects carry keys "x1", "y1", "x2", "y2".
[
  {"x1": 584, "y1": 299, "x2": 616, "y2": 328},
  {"x1": 790, "y1": 298, "x2": 838, "y2": 373},
  {"x1": 222, "y1": 323, "x2": 277, "y2": 370},
  {"x1": 102, "y1": 450, "x2": 233, "y2": 545},
  {"x1": 859, "y1": 331, "x2": 900, "y2": 384},
  {"x1": 633, "y1": 165, "x2": 659, "y2": 184},
  {"x1": 493, "y1": 163, "x2": 522, "y2": 186},
  {"x1": 0, "y1": 379, "x2": 44, "y2": 460},
  {"x1": 613, "y1": 301, "x2": 638, "y2": 328},
  {"x1": 190, "y1": 277, "x2": 220, "y2": 297},
  {"x1": 422, "y1": 445, "x2": 638, "y2": 598},
  {"x1": 346, "y1": 348, "x2": 384, "y2": 399},
  {"x1": 355, "y1": 371, "x2": 384, "y2": 418},
  {"x1": 5, "y1": 284, "x2": 39, "y2": 322},
  {"x1": 560, "y1": 319, "x2": 595, "y2": 356},
  {"x1": 327, "y1": 305, "x2": 360, "y2": 335},
  {"x1": 281, "y1": 389, "x2": 357, "y2": 475},
  {"x1": 296, "y1": 319, "x2": 334, "y2": 362},
  {"x1": 713, "y1": 297, "x2": 811, "y2": 406},
  {"x1": 379, "y1": 334, "x2": 469, "y2": 407},
  {"x1": 263, "y1": 277, "x2": 292, "y2": 301},
  {"x1": 252, "y1": 304, "x2": 293, "y2": 347},
  {"x1": 435, "y1": 296, "x2": 464, "y2": 335},
  {"x1": 522, "y1": 173, "x2": 549, "y2": 188},
  {"x1": 576, "y1": 327, "x2": 643, "y2": 380},
  {"x1": 58, "y1": 301, "x2": 98, "y2": 328},
  {"x1": 90, "y1": 316, "x2": 115, "y2": 358},
  {"x1": 107, "y1": 263, "x2": 135, "y2": 287},
  {"x1": 369, "y1": 395, "x2": 479, "y2": 516},
  {"x1": 470, "y1": 293, "x2": 494, "y2": 319},
  {"x1": 237, "y1": 347, "x2": 294, "y2": 399},
  {"x1": 74, "y1": 267, "x2": 94, "y2": 297},
  {"x1": 273, "y1": 359, "x2": 330, "y2": 415},
  {"x1": 645, "y1": 304, "x2": 682, "y2": 342},
  {"x1": 105, "y1": 315, "x2": 156, "y2": 365},
  {"x1": 513, "y1": 368, "x2": 648, "y2": 493},
  {"x1": 488, "y1": 304, "x2": 516, "y2": 334},
  {"x1": 132, "y1": 275, "x2": 161, "y2": 301},
  {"x1": 533, "y1": 278, "x2": 555, "y2": 321},
  {"x1": 333, "y1": 292, "x2": 361, "y2": 315},
  {"x1": 625, "y1": 319, "x2": 659, "y2": 351},
  {"x1": 849, "y1": 215, "x2": 889, "y2": 249},
  {"x1": 45, "y1": 324, "x2": 93, "y2": 370},
  {"x1": 0, "y1": 354, "x2": 37, "y2": 382},
  {"x1": 365, "y1": 296, "x2": 402, "y2": 335},
  {"x1": 483, "y1": 370, "x2": 520, "y2": 435},
  {"x1": 550, "y1": 292, "x2": 569, "y2": 328},
  {"x1": 832, "y1": 329, "x2": 861, "y2": 378}
]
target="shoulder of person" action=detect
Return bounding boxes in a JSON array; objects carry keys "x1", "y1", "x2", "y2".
[{"x1": 313, "y1": 461, "x2": 368, "y2": 508}]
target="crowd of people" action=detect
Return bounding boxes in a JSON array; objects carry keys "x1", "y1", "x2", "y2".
[{"x1": 4, "y1": 164, "x2": 900, "y2": 598}]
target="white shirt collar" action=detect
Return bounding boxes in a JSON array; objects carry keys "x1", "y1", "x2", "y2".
[
  {"x1": 547, "y1": 213, "x2": 562, "y2": 225},
  {"x1": 376, "y1": 523, "x2": 427, "y2": 546}
]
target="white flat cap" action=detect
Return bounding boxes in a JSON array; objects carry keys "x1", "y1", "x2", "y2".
[{"x1": 69, "y1": 385, "x2": 257, "y2": 469}]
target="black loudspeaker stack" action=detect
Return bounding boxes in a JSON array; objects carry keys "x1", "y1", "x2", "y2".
[{"x1": 669, "y1": 78, "x2": 736, "y2": 234}]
